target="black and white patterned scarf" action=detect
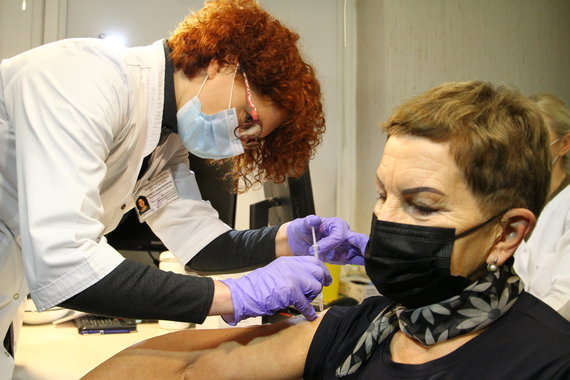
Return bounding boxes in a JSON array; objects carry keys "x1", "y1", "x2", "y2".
[{"x1": 336, "y1": 258, "x2": 523, "y2": 377}]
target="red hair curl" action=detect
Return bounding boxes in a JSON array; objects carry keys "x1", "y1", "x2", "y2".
[{"x1": 168, "y1": 0, "x2": 325, "y2": 192}]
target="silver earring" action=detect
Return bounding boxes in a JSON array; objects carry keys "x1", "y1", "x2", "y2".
[{"x1": 487, "y1": 256, "x2": 498, "y2": 272}]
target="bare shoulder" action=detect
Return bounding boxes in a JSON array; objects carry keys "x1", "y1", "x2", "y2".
[
  {"x1": 185, "y1": 311, "x2": 331, "y2": 379},
  {"x1": 83, "y1": 311, "x2": 330, "y2": 380}
]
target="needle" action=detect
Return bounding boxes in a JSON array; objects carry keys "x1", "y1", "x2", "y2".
[{"x1": 311, "y1": 226, "x2": 324, "y2": 312}]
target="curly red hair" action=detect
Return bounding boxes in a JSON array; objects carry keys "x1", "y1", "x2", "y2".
[{"x1": 168, "y1": 0, "x2": 325, "y2": 192}]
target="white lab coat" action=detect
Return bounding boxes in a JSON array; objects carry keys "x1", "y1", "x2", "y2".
[
  {"x1": 0, "y1": 39, "x2": 230, "y2": 378},
  {"x1": 514, "y1": 183, "x2": 570, "y2": 319}
]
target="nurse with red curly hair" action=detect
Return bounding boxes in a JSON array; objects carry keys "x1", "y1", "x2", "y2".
[{"x1": 0, "y1": 1, "x2": 367, "y2": 376}]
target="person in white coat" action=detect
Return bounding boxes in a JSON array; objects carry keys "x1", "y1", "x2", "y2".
[
  {"x1": 0, "y1": 0, "x2": 367, "y2": 377},
  {"x1": 514, "y1": 93, "x2": 570, "y2": 319}
]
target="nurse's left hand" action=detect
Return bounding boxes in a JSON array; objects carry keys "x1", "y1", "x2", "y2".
[
  {"x1": 287, "y1": 215, "x2": 368, "y2": 265},
  {"x1": 219, "y1": 256, "x2": 331, "y2": 325}
]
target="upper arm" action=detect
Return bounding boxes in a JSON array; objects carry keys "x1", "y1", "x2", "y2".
[
  {"x1": 200, "y1": 315, "x2": 323, "y2": 379},
  {"x1": 83, "y1": 313, "x2": 328, "y2": 380}
]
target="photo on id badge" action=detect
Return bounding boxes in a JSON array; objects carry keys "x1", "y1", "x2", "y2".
[
  {"x1": 136, "y1": 196, "x2": 151, "y2": 216},
  {"x1": 134, "y1": 171, "x2": 179, "y2": 222}
]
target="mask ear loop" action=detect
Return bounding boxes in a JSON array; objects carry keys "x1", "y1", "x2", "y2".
[
  {"x1": 225, "y1": 64, "x2": 242, "y2": 155},
  {"x1": 227, "y1": 64, "x2": 239, "y2": 109},
  {"x1": 455, "y1": 208, "x2": 510, "y2": 240},
  {"x1": 195, "y1": 75, "x2": 209, "y2": 98},
  {"x1": 551, "y1": 137, "x2": 562, "y2": 165},
  {"x1": 456, "y1": 209, "x2": 509, "y2": 274}
]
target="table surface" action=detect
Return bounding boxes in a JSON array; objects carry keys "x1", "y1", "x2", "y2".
[{"x1": 13, "y1": 321, "x2": 173, "y2": 380}]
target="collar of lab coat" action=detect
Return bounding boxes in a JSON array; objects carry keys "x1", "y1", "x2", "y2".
[
  {"x1": 548, "y1": 175, "x2": 569, "y2": 203},
  {"x1": 161, "y1": 39, "x2": 178, "y2": 139},
  {"x1": 139, "y1": 40, "x2": 166, "y2": 157}
]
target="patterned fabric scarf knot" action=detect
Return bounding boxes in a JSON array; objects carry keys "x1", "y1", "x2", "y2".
[{"x1": 336, "y1": 258, "x2": 523, "y2": 377}]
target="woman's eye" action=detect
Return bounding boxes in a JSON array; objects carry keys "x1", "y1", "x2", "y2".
[
  {"x1": 244, "y1": 112, "x2": 254, "y2": 123},
  {"x1": 376, "y1": 192, "x2": 386, "y2": 202},
  {"x1": 410, "y1": 203, "x2": 437, "y2": 216}
]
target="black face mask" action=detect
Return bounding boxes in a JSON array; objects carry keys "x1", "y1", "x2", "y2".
[{"x1": 364, "y1": 212, "x2": 505, "y2": 308}]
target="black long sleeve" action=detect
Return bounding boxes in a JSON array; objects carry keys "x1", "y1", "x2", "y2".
[
  {"x1": 59, "y1": 259, "x2": 214, "y2": 324},
  {"x1": 187, "y1": 225, "x2": 280, "y2": 274},
  {"x1": 59, "y1": 225, "x2": 279, "y2": 322}
]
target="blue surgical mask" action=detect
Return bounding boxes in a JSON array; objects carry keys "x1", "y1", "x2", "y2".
[{"x1": 176, "y1": 69, "x2": 244, "y2": 159}]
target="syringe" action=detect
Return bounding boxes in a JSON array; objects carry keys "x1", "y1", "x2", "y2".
[{"x1": 311, "y1": 226, "x2": 324, "y2": 312}]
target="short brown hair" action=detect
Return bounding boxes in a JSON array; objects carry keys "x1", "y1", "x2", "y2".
[
  {"x1": 168, "y1": 0, "x2": 325, "y2": 191},
  {"x1": 530, "y1": 93, "x2": 570, "y2": 176},
  {"x1": 383, "y1": 81, "x2": 550, "y2": 218}
]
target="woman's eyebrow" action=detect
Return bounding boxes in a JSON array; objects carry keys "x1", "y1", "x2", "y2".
[
  {"x1": 375, "y1": 175, "x2": 384, "y2": 189},
  {"x1": 401, "y1": 187, "x2": 444, "y2": 196}
]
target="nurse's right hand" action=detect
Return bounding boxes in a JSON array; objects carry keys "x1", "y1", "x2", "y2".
[
  {"x1": 219, "y1": 256, "x2": 332, "y2": 325},
  {"x1": 287, "y1": 215, "x2": 368, "y2": 265}
]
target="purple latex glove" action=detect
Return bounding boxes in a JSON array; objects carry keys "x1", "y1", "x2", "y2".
[
  {"x1": 287, "y1": 215, "x2": 369, "y2": 265},
  {"x1": 220, "y1": 256, "x2": 332, "y2": 325}
]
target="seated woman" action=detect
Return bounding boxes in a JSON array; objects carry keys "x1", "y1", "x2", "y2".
[{"x1": 83, "y1": 81, "x2": 570, "y2": 380}]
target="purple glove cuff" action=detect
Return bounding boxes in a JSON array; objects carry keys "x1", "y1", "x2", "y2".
[
  {"x1": 219, "y1": 257, "x2": 331, "y2": 325},
  {"x1": 219, "y1": 278, "x2": 243, "y2": 326}
]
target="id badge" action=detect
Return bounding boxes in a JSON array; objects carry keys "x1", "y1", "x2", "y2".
[{"x1": 134, "y1": 170, "x2": 179, "y2": 222}]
